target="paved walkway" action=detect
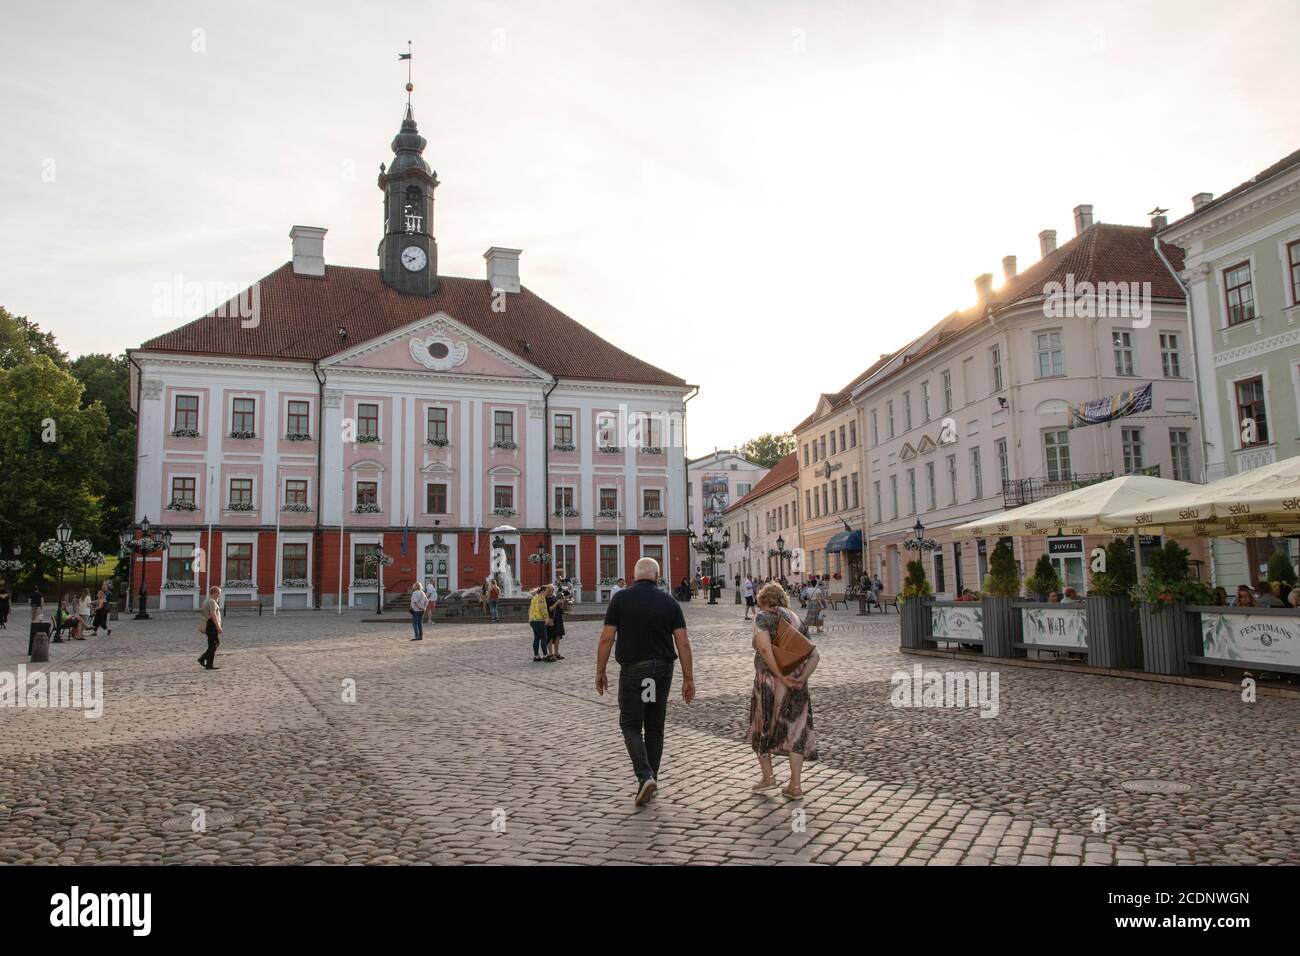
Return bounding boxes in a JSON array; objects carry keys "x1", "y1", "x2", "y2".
[{"x1": 0, "y1": 601, "x2": 1296, "y2": 865}]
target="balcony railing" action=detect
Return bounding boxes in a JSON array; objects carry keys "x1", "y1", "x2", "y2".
[{"x1": 1001, "y1": 472, "x2": 1112, "y2": 508}]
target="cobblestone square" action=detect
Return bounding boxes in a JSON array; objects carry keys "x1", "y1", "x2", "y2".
[{"x1": 1, "y1": 601, "x2": 1297, "y2": 865}]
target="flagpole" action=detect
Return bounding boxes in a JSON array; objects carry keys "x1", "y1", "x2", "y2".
[
  {"x1": 337, "y1": 470, "x2": 345, "y2": 615},
  {"x1": 273, "y1": 465, "x2": 282, "y2": 616},
  {"x1": 205, "y1": 465, "x2": 214, "y2": 598}
]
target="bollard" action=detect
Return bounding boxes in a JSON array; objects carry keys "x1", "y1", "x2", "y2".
[
  {"x1": 735, "y1": 588, "x2": 741, "y2": 605},
  {"x1": 858, "y1": 593, "x2": 867, "y2": 616},
  {"x1": 29, "y1": 622, "x2": 52, "y2": 663}
]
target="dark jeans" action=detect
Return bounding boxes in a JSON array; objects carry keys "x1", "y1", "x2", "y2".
[
  {"x1": 617, "y1": 659, "x2": 674, "y2": 783},
  {"x1": 487, "y1": 601, "x2": 499, "y2": 621},
  {"x1": 530, "y1": 620, "x2": 549, "y2": 656},
  {"x1": 410, "y1": 610, "x2": 423, "y2": 639},
  {"x1": 200, "y1": 621, "x2": 220, "y2": 668}
]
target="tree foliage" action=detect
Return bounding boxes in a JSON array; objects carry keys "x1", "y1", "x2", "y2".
[
  {"x1": 982, "y1": 539, "x2": 1020, "y2": 597},
  {"x1": 740, "y1": 432, "x2": 796, "y2": 469}
]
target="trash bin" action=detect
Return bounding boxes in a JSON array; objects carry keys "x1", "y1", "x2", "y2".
[{"x1": 29, "y1": 621, "x2": 52, "y2": 662}]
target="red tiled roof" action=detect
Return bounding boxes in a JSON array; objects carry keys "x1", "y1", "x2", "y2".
[
  {"x1": 136, "y1": 264, "x2": 687, "y2": 388},
  {"x1": 1164, "y1": 147, "x2": 1300, "y2": 232},
  {"x1": 725, "y1": 452, "x2": 798, "y2": 513}
]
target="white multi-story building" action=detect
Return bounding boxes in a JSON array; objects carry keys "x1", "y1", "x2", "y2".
[
  {"x1": 720, "y1": 452, "x2": 801, "y2": 582},
  {"x1": 685, "y1": 449, "x2": 768, "y2": 544}
]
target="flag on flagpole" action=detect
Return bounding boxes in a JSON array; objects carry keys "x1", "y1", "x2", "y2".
[
  {"x1": 473, "y1": 524, "x2": 480, "y2": 555},
  {"x1": 401, "y1": 517, "x2": 409, "y2": 557}
]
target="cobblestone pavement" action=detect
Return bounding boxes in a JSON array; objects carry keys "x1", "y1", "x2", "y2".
[{"x1": 0, "y1": 600, "x2": 1296, "y2": 865}]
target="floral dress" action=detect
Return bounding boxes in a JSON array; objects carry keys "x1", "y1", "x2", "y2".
[{"x1": 745, "y1": 608, "x2": 818, "y2": 760}]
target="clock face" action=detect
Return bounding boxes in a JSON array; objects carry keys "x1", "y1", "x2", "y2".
[{"x1": 400, "y1": 245, "x2": 427, "y2": 272}]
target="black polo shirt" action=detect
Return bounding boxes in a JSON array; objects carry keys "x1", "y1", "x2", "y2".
[{"x1": 604, "y1": 580, "x2": 686, "y2": 665}]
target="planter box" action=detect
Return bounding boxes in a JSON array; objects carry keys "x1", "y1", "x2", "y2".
[
  {"x1": 900, "y1": 597, "x2": 934, "y2": 649},
  {"x1": 1139, "y1": 602, "x2": 1201, "y2": 675},
  {"x1": 1086, "y1": 595, "x2": 1142, "y2": 669},
  {"x1": 981, "y1": 595, "x2": 1025, "y2": 658}
]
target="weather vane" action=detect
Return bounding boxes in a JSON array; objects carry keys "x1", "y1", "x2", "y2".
[{"x1": 399, "y1": 40, "x2": 413, "y2": 105}]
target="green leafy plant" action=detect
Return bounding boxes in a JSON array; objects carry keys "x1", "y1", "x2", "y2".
[
  {"x1": 1131, "y1": 540, "x2": 1213, "y2": 607},
  {"x1": 981, "y1": 540, "x2": 1020, "y2": 597},
  {"x1": 1023, "y1": 553, "x2": 1061, "y2": 598},
  {"x1": 899, "y1": 559, "x2": 933, "y2": 604},
  {"x1": 1266, "y1": 550, "x2": 1297, "y2": 591},
  {"x1": 1089, "y1": 538, "x2": 1136, "y2": 597}
]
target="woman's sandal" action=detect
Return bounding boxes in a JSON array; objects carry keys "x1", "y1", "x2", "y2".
[
  {"x1": 781, "y1": 786, "x2": 804, "y2": 799},
  {"x1": 751, "y1": 779, "x2": 780, "y2": 792}
]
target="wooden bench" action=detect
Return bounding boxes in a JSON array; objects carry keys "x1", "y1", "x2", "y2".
[
  {"x1": 224, "y1": 598, "x2": 263, "y2": 616},
  {"x1": 877, "y1": 593, "x2": 898, "y2": 613},
  {"x1": 827, "y1": 592, "x2": 849, "y2": 610}
]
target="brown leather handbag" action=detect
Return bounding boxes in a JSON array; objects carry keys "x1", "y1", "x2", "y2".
[{"x1": 770, "y1": 608, "x2": 816, "y2": 674}]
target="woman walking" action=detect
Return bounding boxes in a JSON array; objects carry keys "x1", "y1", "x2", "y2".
[
  {"x1": 528, "y1": 584, "x2": 553, "y2": 662},
  {"x1": 746, "y1": 582, "x2": 819, "y2": 799},
  {"x1": 198, "y1": 585, "x2": 223, "y2": 670},
  {"x1": 804, "y1": 581, "x2": 828, "y2": 634},
  {"x1": 90, "y1": 587, "x2": 112, "y2": 636}
]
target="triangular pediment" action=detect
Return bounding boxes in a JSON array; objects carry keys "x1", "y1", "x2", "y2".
[
  {"x1": 324, "y1": 312, "x2": 548, "y2": 381},
  {"x1": 917, "y1": 435, "x2": 937, "y2": 454},
  {"x1": 899, "y1": 442, "x2": 917, "y2": 460}
]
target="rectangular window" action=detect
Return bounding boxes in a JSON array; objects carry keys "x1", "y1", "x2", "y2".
[
  {"x1": 642, "y1": 544, "x2": 664, "y2": 575},
  {"x1": 870, "y1": 410, "x2": 878, "y2": 446},
  {"x1": 357, "y1": 402, "x2": 379, "y2": 440},
  {"x1": 925, "y1": 462, "x2": 936, "y2": 510},
  {"x1": 640, "y1": 416, "x2": 663, "y2": 449},
  {"x1": 284, "y1": 479, "x2": 308, "y2": 505},
  {"x1": 850, "y1": 474, "x2": 859, "y2": 508},
  {"x1": 1289, "y1": 240, "x2": 1300, "y2": 306},
  {"x1": 803, "y1": 443, "x2": 809, "y2": 466},
  {"x1": 642, "y1": 489, "x2": 662, "y2": 514},
  {"x1": 889, "y1": 475, "x2": 899, "y2": 520},
  {"x1": 942, "y1": 370, "x2": 953, "y2": 413},
  {"x1": 286, "y1": 400, "x2": 310, "y2": 436},
  {"x1": 970, "y1": 447, "x2": 983, "y2": 499},
  {"x1": 886, "y1": 401, "x2": 895, "y2": 438},
  {"x1": 555, "y1": 543, "x2": 577, "y2": 581},
  {"x1": 829, "y1": 431, "x2": 836, "y2": 456},
  {"x1": 819, "y1": 436, "x2": 827, "y2": 459},
  {"x1": 946, "y1": 454, "x2": 958, "y2": 506},
  {"x1": 831, "y1": 481, "x2": 839, "y2": 513},
  {"x1": 990, "y1": 346, "x2": 1003, "y2": 392},
  {"x1": 426, "y1": 483, "x2": 448, "y2": 514},
  {"x1": 355, "y1": 481, "x2": 378, "y2": 508},
  {"x1": 171, "y1": 476, "x2": 196, "y2": 505},
  {"x1": 811, "y1": 440, "x2": 819, "y2": 464},
  {"x1": 839, "y1": 425, "x2": 846, "y2": 450},
  {"x1": 996, "y1": 438, "x2": 1009, "y2": 489},
  {"x1": 873, "y1": 480, "x2": 882, "y2": 523},
  {"x1": 1043, "y1": 430, "x2": 1071, "y2": 481},
  {"x1": 175, "y1": 395, "x2": 199, "y2": 432},
  {"x1": 1159, "y1": 333, "x2": 1181, "y2": 377},
  {"x1": 282, "y1": 543, "x2": 308, "y2": 581},
  {"x1": 599, "y1": 545, "x2": 620, "y2": 582},
  {"x1": 1122, "y1": 428, "x2": 1144, "y2": 474},
  {"x1": 921, "y1": 381, "x2": 931, "y2": 422},
  {"x1": 427, "y1": 407, "x2": 449, "y2": 443},
  {"x1": 353, "y1": 543, "x2": 377, "y2": 582},
  {"x1": 229, "y1": 478, "x2": 253, "y2": 507},
  {"x1": 1036, "y1": 332, "x2": 1064, "y2": 378},
  {"x1": 225, "y1": 543, "x2": 253, "y2": 582},
  {"x1": 493, "y1": 485, "x2": 515, "y2": 512},
  {"x1": 599, "y1": 487, "x2": 619, "y2": 513},
  {"x1": 805, "y1": 489, "x2": 812, "y2": 517},
  {"x1": 849, "y1": 420, "x2": 857, "y2": 448},
  {"x1": 906, "y1": 469, "x2": 917, "y2": 515},
  {"x1": 167, "y1": 543, "x2": 194, "y2": 581},
  {"x1": 1224, "y1": 262, "x2": 1256, "y2": 325},
  {"x1": 1235, "y1": 377, "x2": 1269, "y2": 446},
  {"x1": 903, "y1": 391, "x2": 912, "y2": 431},
  {"x1": 1113, "y1": 330, "x2": 1135, "y2": 376},
  {"x1": 821, "y1": 484, "x2": 829, "y2": 515},
  {"x1": 553, "y1": 486, "x2": 575, "y2": 513},
  {"x1": 597, "y1": 414, "x2": 617, "y2": 448},
  {"x1": 552, "y1": 413, "x2": 573, "y2": 446},
  {"x1": 1170, "y1": 429, "x2": 1192, "y2": 481},
  {"x1": 232, "y1": 397, "x2": 256, "y2": 434},
  {"x1": 493, "y1": 410, "x2": 514, "y2": 445}
]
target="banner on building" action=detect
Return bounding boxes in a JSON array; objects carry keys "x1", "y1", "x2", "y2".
[
  {"x1": 1067, "y1": 382, "x2": 1152, "y2": 429},
  {"x1": 1020, "y1": 606, "x2": 1088, "y2": 648},
  {"x1": 701, "y1": 474, "x2": 730, "y2": 526},
  {"x1": 1201, "y1": 611, "x2": 1300, "y2": 669}
]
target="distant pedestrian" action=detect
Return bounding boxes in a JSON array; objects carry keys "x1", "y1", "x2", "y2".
[
  {"x1": 743, "y1": 574, "x2": 756, "y2": 620},
  {"x1": 529, "y1": 585, "x2": 554, "y2": 662},
  {"x1": 423, "y1": 580, "x2": 437, "y2": 623},
  {"x1": 487, "y1": 577, "x2": 501, "y2": 622},
  {"x1": 198, "y1": 586, "x2": 222, "y2": 670},
  {"x1": 805, "y1": 584, "x2": 827, "y2": 634},
  {"x1": 0, "y1": 586, "x2": 9, "y2": 629},
  {"x1": 409, "y1": 583, "x2": 428, "y2": 641},
  {"x1": 90, "y1": 588, "x2": 111, "y2": 636},
  {"x1": 595, "y1": 557, "x2": 695, "y2": 807},
  {"x1": 610, "y1": 577, "x2": 626, "y2": 600},
  {"x1": 548, "y1": 587, "x2": 570, "y2": 660}
]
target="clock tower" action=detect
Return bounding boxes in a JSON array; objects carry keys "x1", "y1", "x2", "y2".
[{"x1": 377, "y1": 105, "x2": 439, "y2": 296}]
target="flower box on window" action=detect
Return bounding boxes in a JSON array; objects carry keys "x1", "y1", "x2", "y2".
[
  {"x1": 223, "y1": 579, "x2": 255, "y2": 591},
  {"x1": 163, "y1": 579, "x2": 196, "y2": 590},
  {"x1": 598, "y1": 446, "x2": 624, "y2": 454},
  {"x1": 426, "y1": 437, "x2": 450, "y2": 447},
  {"x1": 599, "y1": 577, "x2": 620, "y2": 587},
  {"x1": 168, "y1": 499, "x2": 197, "y2": 512},
  {"x1": 356, "y1": 434, "x2": 382, "y2": 444},
  {"x1": 641, "y1": 510, "x2": 665, "y2": 519},
  {"x1": 280, "y1": 578, "x2": 310, "y2": 589},
  {"x1": 281, "y1": 503, "x2": 312, "y2": 513},
  {"x1": 351, "y1": 578, "x2": 378, "y2": 588},
  {"x1": 228, "y1": 430, "x2": 257, "y2": 440},
  {"x1": 552, "y1": 442, "x2": 576, "y2": 452},
  {"x1": 226, "y1": 502, "x2": 256, "y2": 512},
  {"x1": 284, "y1": 432, "x2": 312, "y2": 442},
  {"x1": 639, "y1": 446, "x2": 664, "y2": 455},
  {"x1": 597, "y1": 508, "x2": 621, "y2": 519},
  {"x1": 492, "y1": 507, "x2": 518, "y2": 517},
  {"x1": 492, "y1": 440, "x2": 518, "y2": 450},
  {"x1": 170, "y1": 428, "x2": 201, "y2": 439},
  {"x1": 354, "y1": 503, "x2": 382, "y2": 514},
  {"x1": 553, "y1": 507, "x2": 579, "y2": 518}
]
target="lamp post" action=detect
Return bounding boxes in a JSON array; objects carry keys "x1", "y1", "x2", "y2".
[
  {"x1": 528, "y1": 542, "x2": 552, "y2": 588},
  {"x1": 374, "y1": 546, "x2": 387, "y2": 615},
  {"x1": 128, "y1": 518, "x2": 170, "y2": 620},
  {"x1": 55, "y1": 518, "x2": 72, "y2": 606},
  {"x1": 911, "y1": 518, "x2": 926, "y2": 566},
  {"x1": 693, "y1": 527, "x2": 730, "y2": 605},
  {"x1": 771, "y1": 534, "x2": 794, "y2": 580},
  {"x1": 118, "y1": 529, "x2": 132, "y2": 613}
]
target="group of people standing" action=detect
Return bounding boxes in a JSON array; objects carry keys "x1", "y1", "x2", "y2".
[{"x1": 528, "y1": 584, "x2": 571, "y2": 661}]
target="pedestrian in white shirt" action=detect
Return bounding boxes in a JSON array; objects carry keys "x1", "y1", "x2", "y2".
[
  {"x1": 742, "y1": 574, "x2": 756, "y2": 620},
  {"x1": 409, "y1": 583, "x2": 429, "y2": 641}
]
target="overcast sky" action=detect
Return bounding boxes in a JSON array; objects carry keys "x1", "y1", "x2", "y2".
[{"x1": 2, "y1": 0, "x2": 1297, "y2": 458}]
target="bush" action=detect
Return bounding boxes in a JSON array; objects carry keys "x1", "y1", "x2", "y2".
[
  {"x1": 1132, "y1": 540, "x2": 1213, "y2": 607},
  {"x1": 1089, "y1": 538, "x2": 1136, "y2": 597},
  {"x1": 1266, "y1": 550, "x2": 1297, "y2": 591},
  {"x1": 899, "y1": 559, "x2": 933, "y2": 604},
  {"x1": 1023, "y1": 553, "x2": 1061, "y2": 597},
  {"x1": 982, "y1": 540, "x2": 1020, "y2": 597}
]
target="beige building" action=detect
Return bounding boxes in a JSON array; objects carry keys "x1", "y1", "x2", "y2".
[{"x1": 721, "y1": 452, "x2": 801, "y2": 582}]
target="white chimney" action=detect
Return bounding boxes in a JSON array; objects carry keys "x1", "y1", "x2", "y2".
[
  {"x1": 1073, "y1": 204, "x2": 1094, "y2": 235},
  {"x1": 1151, "y1": 212, "x2": 1168, "y2": 231},
  {"x1": 1039, "y1": 229, "x2": 1057, "y2": 258},
  {"x1": 484, "y1": 247, "x2": 522, "y2": 294},
  {"x1": 1002, "y1": 255, "x2": 1018, "y2": 281},
  {"x1": 1192, "y1": 191, "x2": 1214, "y2": 211},
  {"x1": 974, "y1": 273, "x2": 994, "y2": 299},
  {"x1": 289, "y1": 225, "x2": 327, "y2": 277}
]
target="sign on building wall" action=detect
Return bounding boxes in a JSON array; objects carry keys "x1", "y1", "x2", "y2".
[
  {"x1": 932, "y1": 604, "x2": 982, "y2": 642},
  {"x1": 1202, "y1": 612, "x2": 1300, "y2": 669},
  {"x1": 1021, "y1": 606, "x2": 1088, "y2": 648},
  {"x1": 701, "y1": 474, "x2": 729, "y2": 526},
  {"x1": 1067, "y1": 382, "x2": 1153, "y2": 429}
]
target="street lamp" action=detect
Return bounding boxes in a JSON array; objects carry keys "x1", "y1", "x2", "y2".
[
  {"x1": 129, "y1": 517, "x2": 169, "y2": 620},
  {"x1": 771, "y1": 534, "x2": 794, "y2": 580},
  {"x1": 528, "y1": 542, "x2": 552, "y2": 587},
  {"x1": 375, "y1": 546, "x2": 386, "y2": 615},
  {"x1": 912, "y1": 518, "x2": 925, "y2": 561},
  {"x1": 692, "y1": 526, "x2": 730, "y2": 605}
]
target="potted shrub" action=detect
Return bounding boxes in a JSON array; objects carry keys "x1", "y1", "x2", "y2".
[
  {"x1": 1085, "y1": 538, "x2": 1141, "y2": 668},
  {"x1": 1266, "y1": 549, "x2": 1297, "y2": 598},
  {"x1": 981, "y1": 540, "x2": 1024, "y2": 657},
  {"x1": 899, "y1": 559, "x2": 934, "y2": 649},
  {"x1": 1133, "y1": 540, "x2": 1213, "y2": 675},
  {"x1": 1023, "y1": 554, "x2": 1061, "y2": 602}
]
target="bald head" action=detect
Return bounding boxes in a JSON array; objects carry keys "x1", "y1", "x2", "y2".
[{"x1": 634, "y1": 557, "x2": 660, "y2": 582}]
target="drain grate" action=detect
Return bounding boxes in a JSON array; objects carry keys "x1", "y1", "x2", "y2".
[
  {"x1": 160, "y1": 810, "x2": 238, "y2": 832},
  {"x1": 1118, "y1": 779, "x2": 1192, "y2": 795}
]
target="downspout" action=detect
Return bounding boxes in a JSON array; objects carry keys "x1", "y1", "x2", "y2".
[
  {"x1": 313, "y1": 361, "x2": 326, "y2": 608},
  {"x1": 542, "y1": 376, "x2": 559, "y2": 581},
  {"x1": 986, "y1": 306, "x2": 1026, "y2": 573},
  {"x1": 682, "y1": 385, "x2": 700, "y2": 576},
  {"x1": 127, "y1": 352, "x2": 144, "y2": 611}
]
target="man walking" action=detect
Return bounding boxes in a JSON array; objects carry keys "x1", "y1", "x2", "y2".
[
  {"x1": 742, "y1": 573, "x2": 756, "y2": 620},
  {"x1": 198, "y1": 585, "x2": 222, "y2": 670},
  {"x1": 409, "y1": 582, "x2": 428, "y2": 641},
  {"x1": 595, "y1": 557, "x2": 695, "y2": 807}
]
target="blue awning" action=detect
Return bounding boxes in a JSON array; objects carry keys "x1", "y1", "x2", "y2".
[{"x1": 824, "y1": 529, "x2": 862, "y2": 553}]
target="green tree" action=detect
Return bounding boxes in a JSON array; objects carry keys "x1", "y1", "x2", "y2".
[
  {"x1": 1266, "y1": 549, "x2": 1297, "y2": 590},
  {"x1": 1024, "y1": 553, "x2": 1061, "y2": 597},
  {"x1": 740, "y1": 432, "x2": 796, "y2": 469},
  {"x1": 0, "y1": 306, "x2": 68, "y2": 370},
  {"x1": 70, "y1": 353, "x2": 134, "y2": 551},
  {"x1": 1089, "y1": 538, "x2": 1136, "y2": 597},
  {"x1": 982, "y1": 540, "x2": 1020, "y2": 597}
]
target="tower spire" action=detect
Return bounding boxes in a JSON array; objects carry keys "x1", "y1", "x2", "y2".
[{"x1": 398, "y1": 40, "x2": 413, "y2": 107}]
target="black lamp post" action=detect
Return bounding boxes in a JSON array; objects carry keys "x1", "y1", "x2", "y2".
[
  {"x1": 693, "y1": 527, "x2": 730, "y2": 605},
  {"x1": 912, "y1": 518, "x2": 925, "y2": 561},
  {"x1": 374, "y1": 546, "x2": 386, "y2": 615},
  {"x1": 118, "y1": 528, "x2": 132, "y2": 612},
  {"x1": 131, "y1": 518, "x2": 170, "y2": 620},
  {"x1": 528, "y1": 542, "x2": 552, "y2": 587},
  {"x1": 771, "y1": 534, "x2": 794, "y2": 579}
]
